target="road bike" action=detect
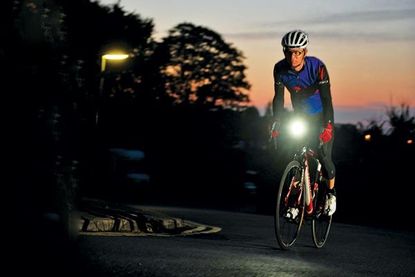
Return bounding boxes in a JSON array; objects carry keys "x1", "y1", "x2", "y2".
[{"x1": 273, "y1": 118, "x2": 332, "y2": 250}]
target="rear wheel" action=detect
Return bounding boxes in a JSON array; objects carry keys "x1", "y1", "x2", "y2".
[
  {"x1": 275, "y1": 161, "x2": 305, "y2": 250},
  {"x1": 311, "y1": 180, "x2": 332, "y2": 248}
]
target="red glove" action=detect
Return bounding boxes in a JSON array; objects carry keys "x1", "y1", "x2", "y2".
[
  {"x1": 270, "y1": 121, "x2": 280, "y2": 138},
  {"x1": 271, "y1": 130, "x2": 280, "y2": 138},
  {"x1": 320, "y1": 122, "x2": 333, "y2": 143}
]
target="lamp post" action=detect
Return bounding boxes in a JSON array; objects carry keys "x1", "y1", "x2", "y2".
[
  {"x1": 96, "y1": 52, "x2": 129, "y2": 126},
  {"x1": 100, "y1": 53, "x2": 130, "y2": 72}
]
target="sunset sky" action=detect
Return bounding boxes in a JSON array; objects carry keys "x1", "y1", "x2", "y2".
[{"x1": 99, "y1": 0, "x2": 415, "y2": 124}]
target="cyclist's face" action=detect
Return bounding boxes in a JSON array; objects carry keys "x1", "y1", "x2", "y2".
[{"x1": 284, "y1": 48, "x2": 307, "y2": 72}]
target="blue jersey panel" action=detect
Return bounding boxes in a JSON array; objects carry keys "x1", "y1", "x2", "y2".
[{"x1": 275, "y1": 56, "x2": 326, "y2": 117}]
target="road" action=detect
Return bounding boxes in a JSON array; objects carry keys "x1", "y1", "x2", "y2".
[{"x1": 73, "y1": 206, "x2": 415, "y2": 277}]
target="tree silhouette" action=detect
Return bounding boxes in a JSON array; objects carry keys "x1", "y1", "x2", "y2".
[
  {"x1": 386, "y1": 104, "x2": 415, "y2": 144},
  {"x1": 60, "y1": 1, "x2": 155, "y2": 95},
  {"x1": 3, "y1": 0, "x2": 158, "y2": 209},
  {"x1": 158, "y1": 23, "x2": 251, "y2": 109},
  {"x1": 357, "y1": 119, "x2": 385, "y2": 144}
]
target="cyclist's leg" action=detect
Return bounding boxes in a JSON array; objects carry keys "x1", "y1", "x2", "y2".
[
  {"x1": 319, "y1": 138, "x2": 335, "y2": 188},
  {"x1": 318, "y1": 138, "x2": 337, "y2": 215}
]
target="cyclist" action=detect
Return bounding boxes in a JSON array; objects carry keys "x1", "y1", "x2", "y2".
[{"x1": 271, "y1": 30, "x2": 336, "y2": 216}]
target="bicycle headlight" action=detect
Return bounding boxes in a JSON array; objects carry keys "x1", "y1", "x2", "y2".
[{"x1": 288, "y1": 118, "x2": 307, "y2": 138}]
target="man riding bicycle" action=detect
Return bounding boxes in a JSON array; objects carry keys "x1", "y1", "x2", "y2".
[{"x1": 271, "y1": 30, "x2": 336, "y2": 216}]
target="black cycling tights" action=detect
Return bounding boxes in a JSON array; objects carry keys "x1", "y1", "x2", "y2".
[{"x1": 318, "y1": 138, "x2": 335, "y2": 180}]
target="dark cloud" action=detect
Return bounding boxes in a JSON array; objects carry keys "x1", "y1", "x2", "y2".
[
  {"x1": 225, "y1": 30, "x2": 415, "y2": 42},
  {"x1": 225, "y1": 8, "x2": 415, "y2": 42},
  {"x1": 312, "y1": 30, "x2": 415, "y2": 42},
  {"x1": 224, "y1": 31, "x2": 282, "y2": 40},
  {"x1": 263, "y1": 8, "x2": 415, "y2": 27},
  {"x1": 298, "y1": 8, "x2": 414, "y2": 25}
]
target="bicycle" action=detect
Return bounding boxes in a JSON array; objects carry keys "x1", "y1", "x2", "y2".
[{"x1": 273, "y1": 118, "x2": 333, "y2": 250}]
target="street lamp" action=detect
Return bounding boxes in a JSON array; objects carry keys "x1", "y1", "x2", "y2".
[
  {"x1": 96, "y1": 52, "x2": 130, "y2": 126},
  {"x1": 100, "y1": 53, "x2": 130, "y2": 72}
]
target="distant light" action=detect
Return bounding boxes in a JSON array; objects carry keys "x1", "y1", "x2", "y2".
[
  {"x1": 364, "y1": 134, "x2": 371, "y2": 142},
  {"x1": 102, "y1": 53, "x2": 129, "y2": 60},
  {"x1": 407, "y1": 139, "x2": 413, "y2": 145}
]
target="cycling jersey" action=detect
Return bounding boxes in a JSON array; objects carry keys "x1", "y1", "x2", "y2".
[
  {"x1": 273, "y1": 56, "x2": 336, "y2": 179},
  {"x1": 273, "y1": 56, "x2": 334, "y2": 125}
]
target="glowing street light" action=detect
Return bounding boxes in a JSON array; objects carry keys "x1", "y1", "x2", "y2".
[
  {"x1": 96, "y1": 51, "x2": 130, "y2": 125},
  {"x1": 100, "y1": 53, "x2": 130, "y2": 72}
]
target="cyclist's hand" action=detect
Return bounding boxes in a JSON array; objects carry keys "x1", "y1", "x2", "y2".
[
  {"x1": 270, "y1": 120, "x2": 280, "y2": 150},
  {"x1": 319, "y1": 122, "x2": 333, "y2": 144},
  {"x1": 270, "y1": 120, "x2": 280, "y2": 139}
]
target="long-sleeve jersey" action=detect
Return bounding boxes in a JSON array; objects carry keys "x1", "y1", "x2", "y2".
[{"x1": 272, "y1": 56, "x2": 334, "y2": 126}]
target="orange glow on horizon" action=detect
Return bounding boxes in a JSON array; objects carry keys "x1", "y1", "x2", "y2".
[
  {"x1": 244, "y1": 40, "x2": 415, "y2": 116},
  {"x1": 97, "y1": 0, "x2": 415, "y2": 123}
]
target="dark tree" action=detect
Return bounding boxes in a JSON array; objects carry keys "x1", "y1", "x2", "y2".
[
  {"x1": 60, "y1": 0, "x2": 155, "y2": 96},
  {"x1": 357, "y1": 119, "x2": 385, "y2": 144},
  {"x1": 158, "y1": 23, "x2": 251, "y2": 109},
  {"x1": 2, "y1": 0, "x2": 157, "y2": 229},
  {"x1": 386, "y1": 103, "x2": 415, "y2": 144}
]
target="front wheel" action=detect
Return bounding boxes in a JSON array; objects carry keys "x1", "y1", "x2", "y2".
[
  {"x1": 274, "y1": 160, "x2": 305, "y2": 250},
  {"x1": 311, "y1": 181, "x2": 332, "y2": 248}
]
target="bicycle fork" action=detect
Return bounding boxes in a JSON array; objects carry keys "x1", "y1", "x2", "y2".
[
  {"x1": 284, "y1": 174, "x2": 302, "y2": 208},
  {"x1": 303, "y1": 160, "x2": 314, "y2": 215}
]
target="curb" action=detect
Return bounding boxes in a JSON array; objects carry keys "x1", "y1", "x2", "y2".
[{"x1": 78, "y1": 198, "x2": 221, "y2": 237}]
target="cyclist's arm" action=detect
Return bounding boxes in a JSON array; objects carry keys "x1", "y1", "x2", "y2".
[
  {"x1": 272, "y1": 65, "x2": 285, "y2": 121},
  {"x1": 318, "y1": 64, "x2": 334, "y2": 125}
]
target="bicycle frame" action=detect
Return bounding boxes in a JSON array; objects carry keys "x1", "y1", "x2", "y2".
[
  {"x1": 293, "y1": 146, "x2": 322, "y2": 216},
  {"x1": 274, "y1": 118, "x2": 332, "y2": 249}
]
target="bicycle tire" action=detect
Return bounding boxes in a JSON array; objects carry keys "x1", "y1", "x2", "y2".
[
  {"x1": 311, "y1": 181, "x2": 332, "y2": 248},
  {"x1": 274, "y1": 160, "x2": 305, "y2": 250}
]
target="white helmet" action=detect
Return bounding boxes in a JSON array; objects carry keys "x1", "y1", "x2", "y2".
[{"x1": 281, "y1": 30, "x2": 309, "y2": 49}]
